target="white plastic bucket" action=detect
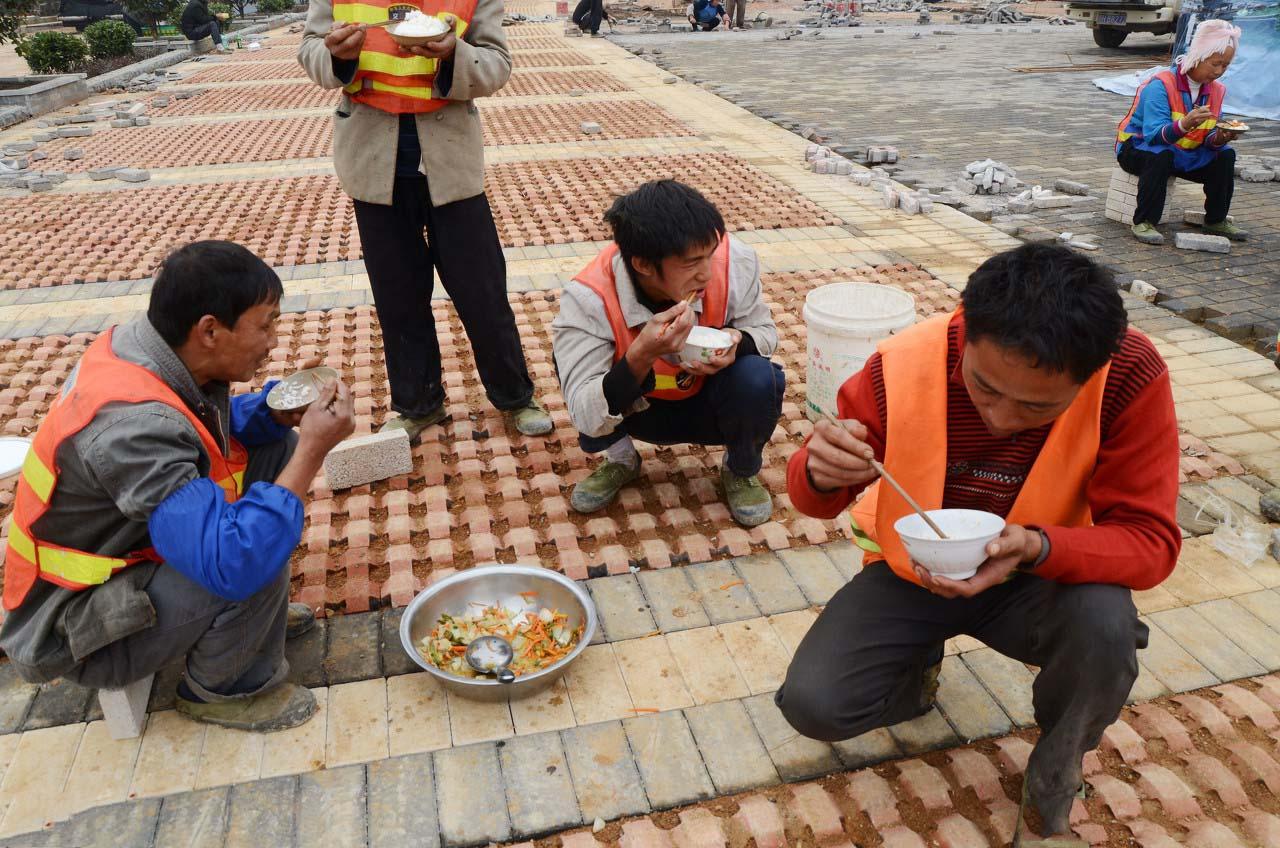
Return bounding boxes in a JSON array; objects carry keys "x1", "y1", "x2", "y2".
[{"x1": 803, "y1": 281, "x2": 916, "y2": 421}]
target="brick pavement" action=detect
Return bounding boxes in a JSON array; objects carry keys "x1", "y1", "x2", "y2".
[{"x1": 616, "y1": 26, "x2": 1280, "y2": 359}]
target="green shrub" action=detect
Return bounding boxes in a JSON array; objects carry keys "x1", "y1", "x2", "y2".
[
  {"x1": 0, "y1": 0, "x2": 40, "y2": 47},
  {"x1": 84, "y1": 19, "x2": 136, "y2": 58},
  {"x1": 257, "y1": 0, "x2": 295, "y2": 15},
  {"x1": 209, "y1": 1, "x2": 233, "y2": 18},
  {"x1": 16, "y1": 31, "x2": 88, "y2": 74},
  {"x1": 121, "y1": 0, "x2": 182, "y2": 37}
]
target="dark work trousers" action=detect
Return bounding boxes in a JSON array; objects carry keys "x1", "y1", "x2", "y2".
[
  {"x1": 775, "y1": 562, "x2": 1148, "y2": 834},
  {"x1": 65, "y1": 434, "x2": 298, "y2": 702},
  {"x1": 352, "y1": 177, "x2": 534, "y2": 419},
  {"x1": 1117, "y1": 140, "x2": 1236, "y2": 226},
  {"x1": 725, "y1": 0, "x2": 745, "y2": 27},
  {"x1": 572, "y1": 0, "x2": 605, "y2": 32},
  {"x1": 187, "y1": 19, "x2": 223, "y2": 45},
  {"x1": 578, "y1": 355, "x2": 785, "y2": 477}
]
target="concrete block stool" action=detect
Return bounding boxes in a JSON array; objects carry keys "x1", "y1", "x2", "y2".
[
  {"x1": 98, "y1": 673, "x2": 153, "y2": 739},
  {"x1": 190, "y1": 35, "x2": 215, "y2": 55},
  {"x1": 1105, "y1": 166, "x2": 1175, "y2": 225}
]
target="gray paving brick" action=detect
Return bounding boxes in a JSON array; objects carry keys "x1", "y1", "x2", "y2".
[
  {"x1": 821, "y1": 540, "x2": 862, "y2": 582},
  {"x1": 368, "y1": 753, "x2": 440, "y2": 848},
  {"x1": 684, "y1": 700, "x2": 780, "y2": 794},
  {"x1": 1128, "y1": 660, "x2": 1171, "y2": 704},
  {"x1": 1191, "y1": 597, "x2": 1280, "y2": 671},
  {"x1": 1233, "y1": 588, "x2": 1280, "y2": 633},
  {"x1": 298, "y1": 765, "x2": 367, "y2": 848},
  {"x1": 776, "y1": 548, "x2": 847, "y2": 605},
  {"x1": 0, "y1": 662, "x2": 38, "y2": 734},
  {"x1": 587, "y1": 574, "x2": 658, "y2": 641},
  {"x1": 686, "y1": 561, "x2": 761, "y2": 624},
  {"x1": 155, "y1": 786, "x2": 230, "y2": 848},
  {"x1": 1139, "y1": 616, "x2": 1220, "y2": 693},
  {"x1": 561, "y1": 721, "x2": 649, "y2": 823},
  {"x1": 733, "y1": 553, "x2": 809, "y2": 615},
  {"x1": 742, "y1": 692, "x2": 840, "y2": 781},
  {"x1": 380, "y1": 607, "x2": 420, "y2": 677},
  {"x1": 226, "y1": 776, "x2": 298, "y2": 846},
  {"x1": 622, "y1": 710, "x2": 715, "y2": 810},
  {"x1": 59, "y1": 797, "x2": 162, "y2": 848},
  {"x1": 935, "y1": 655, "x2": 1012, "y2": 742},
  {"x1": 323, "y1": 611, "x2": 382, "y2": 685},
  {"x1": 887, "y1": 705, "x2": 960, "y2": 755},
  {"x1": 21, "y1": 677, "x2": 93, "y2": 731},
  {"x1": 286, "y1": 617, "x2": 328, "y2": 688},
  {"x1": 435, "y1": 743, "x2": 512, "y2": 846},
  {"x1": 498, "y1": 731, "x2": 582, "y2": 837},
  {"x1": 1149, "y1": 606, "x2": 1266, "y2": 681},
  {"x1": 832, "y1": 727, "x2": 901, "y2": 769},
  {"x1": 637, "y1": 567, "x2": 710, "y2": 633},
  {"x1": 961, "y1": 648, "x2": 1037, "y2": 728}
]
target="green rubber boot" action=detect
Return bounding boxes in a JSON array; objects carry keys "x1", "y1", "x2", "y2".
[
  {"x1": 721, "y1": 461, "x2": 773, "y2": 527},
  {"x1": 176, "y1": 683, "x2": 317, "y2": 732},
  {"x1": 507, "y1": 399, "x2": 554, "y2": 436},
  {"x1": 1201, "y1": 219, "x2": 1249, "y2": 241},
  {"x1": 380, "y1": 406, "x2": 448, "y2": 442},
  {"x1": 571, "y1": 457, "x2": 641, "y2": 513},
  {"x1": 1131, "y1": 222, "x2": 1164, "y2": 245}
]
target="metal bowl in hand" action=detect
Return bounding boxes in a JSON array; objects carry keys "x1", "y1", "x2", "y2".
[
  {"x1": 265, "y1": 366, "x2": 339, "y2": 412},
  {"x1": 399, "y1": 564, "x2": 598, "y2": 702}
]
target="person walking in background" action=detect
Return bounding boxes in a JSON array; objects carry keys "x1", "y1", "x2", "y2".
[
  {"x1": 724, "y1": 0, "x2": 746, "y2": 30},
  {"x1": 298, "y1": 0, "x2": 554, "y2": 442}
]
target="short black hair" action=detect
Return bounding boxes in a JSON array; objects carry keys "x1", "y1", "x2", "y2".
[
  {"x1": 148, "y1": 241, "x2": 284, "y2": 347},
  {"x1": 604, "y1": 180, "x2": 726, "y2": 280},
  {"x1": 961, "y1": 243, "x2": 1127, "y2": 384}
]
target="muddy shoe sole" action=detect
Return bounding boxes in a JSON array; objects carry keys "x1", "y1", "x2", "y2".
[{"x1": 176, "y1": 683, "x2": 317, "y2": 733}]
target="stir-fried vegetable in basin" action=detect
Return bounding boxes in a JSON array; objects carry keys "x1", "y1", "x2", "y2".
[{"x1": 419, "y1": 604, "x2": 584, "y2": 678}]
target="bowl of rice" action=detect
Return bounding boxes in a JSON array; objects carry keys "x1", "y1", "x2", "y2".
[{"x1": 388, "y1": 10, "x2": 452, "y2": 47}]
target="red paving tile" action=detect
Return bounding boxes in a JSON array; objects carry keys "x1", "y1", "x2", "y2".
[
  {"x1": 507, "y1": 36, "x2": 574, "y2": 49},
  {"x1": 495, "y1": 69, "x2": 629, "y2": 97},
  {"x1": 184, "y1": 59, "x2": 309, "y2": 83},
  {"x1": 511, "y1": 49, "x2": 593, "y2": 67},
  {"x1": 478, "y1": 100, "x2": 696, "y2": 145},
  {"x1": 0, "y1": 266, "x2": 959, "y2": 611},
  {"x1": 222, "y1": 45, "x2": 309, "y2": 61},
  {"x1": 489, "y1": 675, "x2": 1280, "y2": 848},
  {"x1": 147, "y1": 82, "x2": 338, "y2": 116}
]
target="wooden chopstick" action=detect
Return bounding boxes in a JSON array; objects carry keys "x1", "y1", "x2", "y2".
[
  {"x1": 817, "y1": 409, "x2": 949, "y2": 540},
  {"x1": 657, "y1": 291, "x2": 701, "y2": 339}
]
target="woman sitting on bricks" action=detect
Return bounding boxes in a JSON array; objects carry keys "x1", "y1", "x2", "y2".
[{"x1": 1115, "y1": 19, "x2": 1246, "y2": 245}]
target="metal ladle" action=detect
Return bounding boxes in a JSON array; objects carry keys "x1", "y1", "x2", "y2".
[{"x1": 464, "y1": 635, "x2": 516, "y2": 684}]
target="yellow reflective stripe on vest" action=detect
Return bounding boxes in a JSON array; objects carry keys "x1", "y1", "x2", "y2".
[
  {"x1": 849, "y1": 515, "x2": 882, "y2": 554},
  {"x1": 653, "y1": 374, "x2": 678, "y2": 391},
  {"x1": 345, "y1": 77, "x2": 438, "y2": 99},
  {"x1": 7, "y1": 524, "x2": 122, "y2": 586},
  {"x1": 355, "y1": 49, "x2": 438, "y2": 77},
  {"x1": 21, "y1": 449, "x2": 55, "y2": 504}
]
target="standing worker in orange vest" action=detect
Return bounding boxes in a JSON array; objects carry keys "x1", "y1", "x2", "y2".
[
  {"x1": 297, "y1": 0, "x2": 553, "y2": 442},
  {"x1": 553, "y1": 180, "x2": 784, "y2": 528},
  {"x1": 778, "y1": 244, "x2": 1181, "y2": 846},
  {"x1": 0, "y1": 241, "x2": 356, "y2": 732},
  {"x1": 1115, "y1": 19, "x2": 1246, "y2": 245}
]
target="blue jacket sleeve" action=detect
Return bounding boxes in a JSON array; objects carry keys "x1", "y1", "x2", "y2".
[
  {"x1": 148, "y1": 478, "x2": 304, "y2": 602},
  {"x1": 230, "y1": 381, "x2": 293, "y2": 448},
  {"x1": 1137, "y1": 83, "x2": 1184, "y2": 147}
]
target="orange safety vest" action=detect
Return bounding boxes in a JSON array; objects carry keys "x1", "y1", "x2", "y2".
[
  {"x1": 1116, "y1": 69, "x2": 1225, "y2": 151},
  {"x1": 574, "y1": 238, "x2": 731, "y2": 402},
  {"x1": 2, "y1": 330, "x2": 247, "y2": 611},
  {"x1": 334, "y1": 0, "x2": 477, "y2": 114},
  {"x1": 848, "y1": 313, "x2": 1109, "y2": 586}
]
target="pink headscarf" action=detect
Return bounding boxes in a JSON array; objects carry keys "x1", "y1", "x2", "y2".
[{"x1": 1177, "y1": 19, "x2": 1242, "y2": 72}]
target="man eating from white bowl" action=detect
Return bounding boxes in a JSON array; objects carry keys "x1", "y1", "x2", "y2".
[
  {"x1": 552, "y1": 179, "x2": 784, "y2": 528},
  {"x1": 777, "y1": 243, "x2": 1180, "y2": 847}
]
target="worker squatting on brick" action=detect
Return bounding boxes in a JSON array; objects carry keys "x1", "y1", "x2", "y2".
[
  {"x1": 553, "y1": 180, "x2": 784, "y2": 528},
  {"x1": 0, "y1": 241, "x2": 356, "y2": 732},
  {"x1": 778, "y1": 244, "x2": 1181, "y2": 846},
  {"x1": 1116, "y1": 19, "x2": 1247, "y2": 246},
  {"x1": 298, "y1": 0, "x2": 554, "y2": 444}
]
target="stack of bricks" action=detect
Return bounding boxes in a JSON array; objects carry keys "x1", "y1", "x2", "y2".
[{"x1": 1105, "y1": 166, "x2": 1175, "y2": 225}]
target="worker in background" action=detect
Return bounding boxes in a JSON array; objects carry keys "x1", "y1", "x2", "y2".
[{"x1": 180, "y1": 0, "x2": 229, "y2": 52}]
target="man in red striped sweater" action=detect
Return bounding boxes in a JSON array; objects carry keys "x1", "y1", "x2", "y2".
[{"x1": 778, "y1": 244, "x2": 1180, "y2": 846}]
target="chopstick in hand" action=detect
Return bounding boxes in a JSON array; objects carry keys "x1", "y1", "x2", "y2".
[
  {"x1": 657, "y1": 291, "x2": 700, "y2": 339},
  {"x1": 817, "y1": 408, "x2": 949, "y2": 540}
]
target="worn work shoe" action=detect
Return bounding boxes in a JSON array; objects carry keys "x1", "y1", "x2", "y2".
[
  {"x1": 507, "y1": 399, "x2": 554, "y2": 436},
  {"x1": 1201, "y1": 219, "x2": 1249, "y2": 241},
  {"x1": 919, "y1": 657, "x2": 942, "y2": 711},
  {"x1": 721, "y1": 462, "x2": 773, "y2": 527},
  {"x1": 1131, "y1": 222, "x2": 1165, "y2": 245},
  {"x1": 176, "y1": 683, "x2": 317, "y2": 732},
  {"x1": 286, "y1": 603, "x2": 316, "y2": 640},
  {"x1": 571, "y1": 457, "x2": 640, "y2": 513},
  {"x1": 380, "y1": 406, "x2": 448, "y2": 442}
]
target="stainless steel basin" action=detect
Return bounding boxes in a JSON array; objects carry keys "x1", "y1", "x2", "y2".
[{"x1": 398, "y1": 564, "x2": 598, "y2": 702}]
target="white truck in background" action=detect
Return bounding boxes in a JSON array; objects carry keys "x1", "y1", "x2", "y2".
[{"x1": 1065, "y1": 0, "x2": 1181, "y2": 47}]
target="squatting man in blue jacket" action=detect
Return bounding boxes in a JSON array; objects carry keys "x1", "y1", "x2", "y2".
[{"x1": 0, "y1": 241, "x2": 356, "y2": 732}]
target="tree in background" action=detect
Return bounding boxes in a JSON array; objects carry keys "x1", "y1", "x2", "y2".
[
  {"x1": 0, "y1": 0, "x2": 40, "y2": 46},
  {"x1": 121, "y1": 0, "x2": 182, "y2": 37}
]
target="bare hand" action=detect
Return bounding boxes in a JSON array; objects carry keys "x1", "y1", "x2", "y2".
[
  {"x1": 684, "y1": 328, "x2": 740, "y2": 376},
  {"x1": 1182, "y1": 105, "x2": 1213, "y2": 130},
  {"x1": 627, "y1": 301, "x2": 696, "y2": 373},
  {"x1": 325, "y1": 21, "x2": 367, "y2": 60},
  {"x1": 297, "y1": 380, "x2": 356, "y2": 455},
  {"x1": 1217, "y1": 128, "x2": 1241, "y2": 142},
  {"x1": 912, "y1": 524, "x2": 1041, "y2": 599},
  {"x1": 406, "y1": 15, "x2": 457, "y2": 59},
  {"x1": 804, "y1": 417, "x2": 879, "y2": 492}
]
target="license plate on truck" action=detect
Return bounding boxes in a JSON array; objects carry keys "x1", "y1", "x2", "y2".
[{"x1": 1098, "y1": 12, "x2": 1127, "y2": 24}]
